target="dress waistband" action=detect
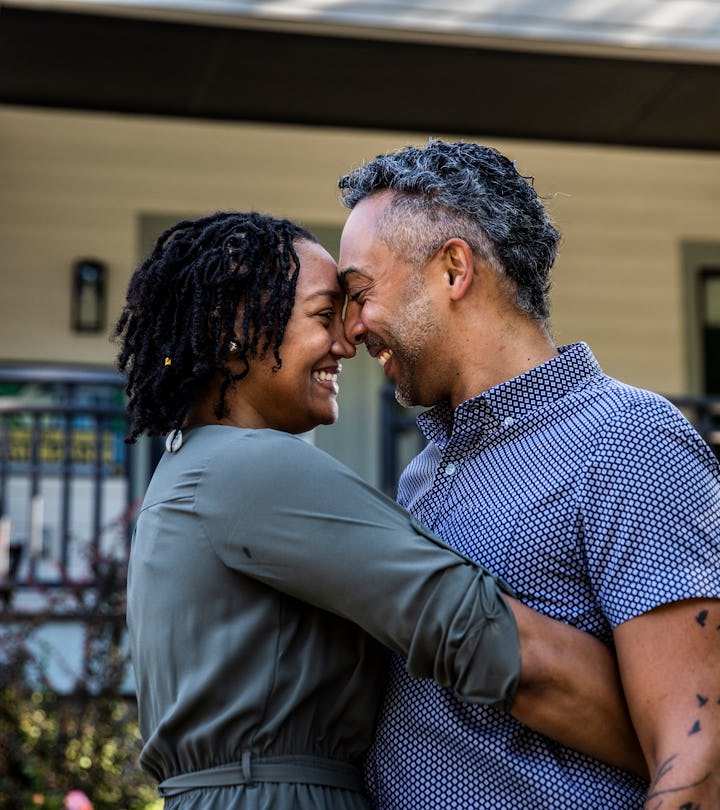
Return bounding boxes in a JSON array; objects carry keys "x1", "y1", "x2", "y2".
[{"x1": 157, "y1": 752, "x2": 365, "y2": 797}]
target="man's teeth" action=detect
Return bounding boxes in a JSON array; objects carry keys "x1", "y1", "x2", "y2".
[
  {"x1": 313, "y1": 371, "x2": 338, "y2": 382},
  {"x1": 378, "y1": 349, "x2": 393, "y2": 368}
]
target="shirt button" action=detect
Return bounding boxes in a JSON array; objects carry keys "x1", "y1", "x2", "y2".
[
  {"x1": 445, "y1": 463, "x2": 456, "y2": 476},
  {"x1": 503, "y1": 416, "x2": 515, "y2": 426}
]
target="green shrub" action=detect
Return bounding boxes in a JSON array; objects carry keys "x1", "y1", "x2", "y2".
[{"x1": 0, "y1": 559, "x2": 159, "y2": 809}]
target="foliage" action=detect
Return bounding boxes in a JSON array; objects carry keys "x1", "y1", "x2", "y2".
[{"x1": 0, "y1": 551, "x2": 160, "y2": 810}]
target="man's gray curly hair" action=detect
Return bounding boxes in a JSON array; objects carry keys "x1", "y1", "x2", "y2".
[{"x1": 338, "y1": 140, "x2": 560, "y2": 326}]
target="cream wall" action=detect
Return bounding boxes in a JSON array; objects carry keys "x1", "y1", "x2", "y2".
[{"x1": 2, "y1": 104, "x2": 720, "y2": 461}]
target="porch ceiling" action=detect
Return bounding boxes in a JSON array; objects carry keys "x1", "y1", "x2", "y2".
[{"x1": 1, "y1": 4, "x2": 720, "y2": 151}]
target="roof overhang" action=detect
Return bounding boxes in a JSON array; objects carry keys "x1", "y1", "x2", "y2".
[{"x1": 2, "y1": 0, "x2": 720, "y2": 150}]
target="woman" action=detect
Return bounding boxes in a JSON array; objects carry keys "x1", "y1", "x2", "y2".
[{"x1": 115, "y1": 211, "x2": 644, "y2": 809}]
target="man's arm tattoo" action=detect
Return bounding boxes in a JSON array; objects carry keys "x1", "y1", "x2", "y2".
[
  {"x1": 644, "y1": 756, "x2": 710, "y2": 804},
  {"x1": 643, "y1": 609, "x2": 718, "y2": 809}
]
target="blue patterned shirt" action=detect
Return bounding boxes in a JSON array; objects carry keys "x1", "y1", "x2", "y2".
[{"x1": 365, "y1": 342, "x2": 720, "y2": 809}]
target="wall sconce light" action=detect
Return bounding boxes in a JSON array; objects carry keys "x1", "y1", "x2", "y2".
[{"x1": 72, "y1": 258, "x2": 107, "y2": 333}]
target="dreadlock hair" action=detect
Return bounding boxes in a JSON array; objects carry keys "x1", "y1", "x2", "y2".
[{"x1": 113, "y1": 211, "x2": 316, "y2": 443}]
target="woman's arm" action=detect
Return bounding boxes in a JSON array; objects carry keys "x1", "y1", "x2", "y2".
[
  {"x1": 207, "y1": 431, "x2": 646, "y2": 776},
  {"x1": 508, "y1": 597, "x2": 647, "y2": 779}
]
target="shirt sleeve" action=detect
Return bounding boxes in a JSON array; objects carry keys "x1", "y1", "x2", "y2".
[
  {"x1": 196, "y1": 429, "x2": 520, "y2": 708},
  {"x1": 580, "y1": 396, "x2": 720, "y2": 627}
]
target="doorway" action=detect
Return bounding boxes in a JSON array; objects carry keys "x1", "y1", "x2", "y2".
[{"x1": 699, "y1": 268, "x2": 720, "y2": 395}]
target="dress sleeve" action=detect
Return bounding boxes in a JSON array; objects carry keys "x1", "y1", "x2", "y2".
[{"x1": 198, "y1": 430, "x2": 520, "y2": 708}]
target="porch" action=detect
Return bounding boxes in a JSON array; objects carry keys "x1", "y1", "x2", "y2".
[{"x1": 1, "y1": 363, "x2": 718, "y2": 612}]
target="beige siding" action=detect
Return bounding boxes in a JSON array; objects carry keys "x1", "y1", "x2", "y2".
[
  {"x1": 535, "y1": 145, "x2": 720, "y2": 392},
  {"x1": 1, "y1": 105, "x2": 719, "y2": 482}
]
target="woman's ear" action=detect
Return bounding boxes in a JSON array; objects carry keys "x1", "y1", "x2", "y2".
[{"x1": 441, "y1": 239, "x2": 475, "y2": 301}]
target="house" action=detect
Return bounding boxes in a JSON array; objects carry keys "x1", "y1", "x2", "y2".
[{"x1": 1, "y1": 0, "x2": 719, "y2": 684}]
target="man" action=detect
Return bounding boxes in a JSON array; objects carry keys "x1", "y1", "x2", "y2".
[{"x1": 337, "y1": 140, "x2": 720, "y2": 808}]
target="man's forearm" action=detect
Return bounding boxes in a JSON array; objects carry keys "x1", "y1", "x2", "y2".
[
  {"x1": 614, "y1": 600, "x2": 720, "y2": 810},
  {"x1": 506, "y1": 597, "x2": 648, "y2": 779}
]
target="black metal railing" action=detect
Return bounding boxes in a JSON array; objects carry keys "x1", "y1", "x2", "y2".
[
  {"x1": 380, "y1": 385, "x2": 720, "y2": 497},
  {"x1": 379, "y1": 385, "x2": 426, "y2": 496},
  {"x1": 0, "y1": 364, "x2": 140, "y2": 615},
  {"x1": 2, "y1": 366, "x2": 718, "y2": 611},
  {"x1": 669, "y1": 395, "x2": 720, "y2": 451}
]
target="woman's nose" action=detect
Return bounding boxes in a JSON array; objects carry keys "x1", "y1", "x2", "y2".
[{"x1": 332, "y1": 325, "x2": 356, "y2": 359}]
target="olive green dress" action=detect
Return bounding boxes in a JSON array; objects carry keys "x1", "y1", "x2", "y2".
[{"x1": 127, "y1": 426, "x2": 519, "y2": 809}]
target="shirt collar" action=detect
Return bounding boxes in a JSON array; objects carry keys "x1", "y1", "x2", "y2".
[{"x1": 417, "y1": 342, "x2": 601, "y2": 443}]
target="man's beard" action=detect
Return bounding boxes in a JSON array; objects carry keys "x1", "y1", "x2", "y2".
[{"x1": 391, "y1": 287, "x2": 440, "y2": 408}]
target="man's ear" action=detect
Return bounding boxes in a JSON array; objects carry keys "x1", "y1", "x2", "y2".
[{"x1": 441, "y1": 238, "x2": 475, "y2": 301}]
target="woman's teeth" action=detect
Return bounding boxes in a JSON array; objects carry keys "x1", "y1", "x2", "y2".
[
  {"x1": 378, "y1": 349, "x2": 393, "y2": 368},
  {"x1": 313, "y1": 371, "x2": 338, "y2": 382}
]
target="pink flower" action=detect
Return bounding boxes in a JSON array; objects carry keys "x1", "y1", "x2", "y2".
[{"x1": 64, "y1": 791, "x2": 93, "y2": 810}]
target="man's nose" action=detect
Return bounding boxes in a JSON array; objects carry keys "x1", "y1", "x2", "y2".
[{"x1": 343, "y1": 302, "x2": 367, "y2": 345}]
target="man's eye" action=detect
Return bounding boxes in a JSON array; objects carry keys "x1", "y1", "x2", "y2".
[{"x1": 349, "y1": 291, "x2": 365, "y2": 305}]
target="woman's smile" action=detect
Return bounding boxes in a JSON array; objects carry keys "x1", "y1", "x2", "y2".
[{"x1": 312, "y1": 363, "x2": 342, "y2": 392}]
